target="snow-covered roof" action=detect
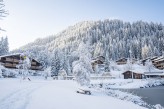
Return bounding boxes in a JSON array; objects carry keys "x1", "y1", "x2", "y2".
[
  {"x1": 0, "y1": 53, "x2": 40, "y2": 62},
  {"x1": 142, "y1": 56, "x2": 158, "y2": 61},
  {"x1": 114, "y1": 64, "x2": 163, "y2": 75},
  {"x1": 122, "y1": 70, "x2": 145, "y2": 74},
  {"x1": 116, "y1": 58, "x2": 127, "y2": 62},
  {"x1": 153, "y1": 56, "x2": 164, "y2": 62},
  {"x1": 91, "y1": 59, "x2": 97, "y2": 63},
  {"x1": 118, "y1": 64, "x2": 146, "y2": 74},
  {"x1": 0, "y1": 53, "x2": 24, "y2": 58},
  {"x1": 151, "y1": 56, "x2": 158, "y2": 60},
  {"x1": 92, "y1": 56, "x2": 105, "y2": 62},
  {"x1": 145, "y1": 72, "x2": 164, "y2": 76}
]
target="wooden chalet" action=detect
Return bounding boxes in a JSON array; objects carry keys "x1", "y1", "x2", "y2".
[
  {"x1": 116, "y1": 58, "x2": 137, "y2": 65},
  {"x1": 91, "y1": 56, "x2": 105, "y2": 71},
  {"x1": 142, "y1": 56, "x2": 164, "y2": 70},
  {"x1": 153, "y1": 56, "x2": 164, "y2": 70},
  {"x1": 0, "y1": 54, "x2": 42, "y2": 70},
  {"x1": 122, "y1": 71, "x2": 144, "y2": 79},
  {"x1": 141, "y1": 56, "x2": 158, "y2": 66},
  {"x1": 116, "y1": 58, "x2": 127, "y2": 65}
]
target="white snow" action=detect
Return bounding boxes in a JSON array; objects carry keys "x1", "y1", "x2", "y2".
[
  {"x1": 91, "y1": 79, "x2": 164, "y2": 89},
  {"x1": 154, "y1": 104, "x2": 164, "y2": 109},
  {"x1": 0, "y1": 77, "x2": 147, "y2": 109},
  {"x1": 109, "y1": 63, "x2": 163, "y2": 78}
]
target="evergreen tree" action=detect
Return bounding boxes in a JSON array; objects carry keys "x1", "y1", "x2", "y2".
[
  {"x1": 0, "y1": 36, "x2": 9, "y2": 55},
  {"x1": 10, "y1": 19, "x2": 164, "y2": 75},
  {"x1": 73, "y1": 42, "x2": 93, "y2": 86},
  {"x1": 50, "y1": 48, "x2": 63, "y2": 76},
  {"x1": 145, "y1": 59, "x2": 154, "y2": 72},
  {"x1": 16, "y1": 54, "x2": 31, "y2": 80}
]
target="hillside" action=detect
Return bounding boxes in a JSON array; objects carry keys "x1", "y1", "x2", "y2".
[{"x1": 12, "y1": 19, "x2": 164, "y2": 75}]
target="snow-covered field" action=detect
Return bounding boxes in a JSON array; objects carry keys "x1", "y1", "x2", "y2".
[
  {"x1": 91, "y1": 78, "x2": 164, "y2": 89},
  {"x1": 0, "y1": 77, "x2": 148, "y2": 109}
]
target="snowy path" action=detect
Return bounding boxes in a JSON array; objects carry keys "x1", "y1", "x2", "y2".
[
  {"x1": 0, "y1": 85, "x2": 40, "y2": 109},
  {"x1": 0, "y1": 79, "x2": 44, "y2": 109},
  {"x1": 0, "y1": 78, "x2": 147, "y2": 109}
]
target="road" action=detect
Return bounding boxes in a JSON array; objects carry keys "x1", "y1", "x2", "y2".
[{"x1": 120, "y1": 86, "x2": 164, "y2": 107}]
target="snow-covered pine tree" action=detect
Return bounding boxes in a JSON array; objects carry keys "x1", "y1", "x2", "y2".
[
  {"x1": 110, "y1": 60, "x2": 117, "y2": 71},
  {"x1": 145, "y1": 59, "x2": 154, "y2": 72},
  {"x1": 125, "y1": 58, "x2": 133, "y2": 71},
  {"x1": 104, "y1": 50, "x2": 110, "y2": 72},
  {"x1": 4, "y1": 36, "x2": 9, "y2": 54},
  {"x1": 58, "y1": 69, "x2": 67, "y2": 80},
  {"x1": 63, "y1": 54, "x2": 71, "y2": 76},
  {"x1": 44, "y1": 67, "x2": 51, "y2": 79},
  {"x1": 73, "y1": 42, "x2": 93, "y2": 86},
  {"x1": 50, "y1": 48, "x2": 63, "y2": 76},
  {"x1": 16, "y1": 54, "x2": 31, "y2": 80},
  {"x1": 0, "y1": 65, "x2": 3, "y2": 78},
  {"x1": 0, "y1": 36, "x2": 9, "y2": 56},
  {"x1": 11, "y1": 19, "x2": 164, "y2": 75}
]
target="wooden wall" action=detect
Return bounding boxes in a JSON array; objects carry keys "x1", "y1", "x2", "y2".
[
  {"x1": 0, "y1": 55, "x2": 42, "y2": 70},
  {"x1": 123, "y1": 71, "x2": 143, "y2": 79}
]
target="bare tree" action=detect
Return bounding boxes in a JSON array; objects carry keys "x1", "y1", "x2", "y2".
[
  {"x1": 0, "y1": 0, "x2": 8, "y2": 31},
  {"x1": 0, "y1": 0, "x2": 8, "y2": 17}
]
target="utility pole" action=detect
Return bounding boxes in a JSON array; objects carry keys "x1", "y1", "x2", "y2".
[{"x1": 129, "y1": 49, "x2": 133, "y2": 82}]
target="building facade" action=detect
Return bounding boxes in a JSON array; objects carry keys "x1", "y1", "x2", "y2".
[{"x1": 0, "y1": 54, "x2": 42, "y2": 70}]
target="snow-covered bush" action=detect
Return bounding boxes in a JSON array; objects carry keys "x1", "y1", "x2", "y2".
[
  {"x1": 58, "y1": 69, "x2": 67, "y2": 80},
  {"x1": 124, "y1": 58, "x2": 133, "y2": 71},
  {"x1": 142, "y1": 79, "x2": 164, "y2": 88},
  {"x1": 0, "y1": 68, "x2": 2, "y2": 78},
  {"x1": 106, "y1": 89, "x2": 147, "y2": 106},
  {"x1": 0, "y1": 68, "x2": 17, "y2": 78},
  {"x1": 110, "y1": 61, "x2": 118, "y2": 71},
  {"x1": 43, "y1": 67, "x2": 51, "y2": 79},
  {"x1": 0, "y1": 64, "x2": 4, "y2": 75},
  {"x1": 101, "y1": 72, "x2": 111, "y2": 76},
  {"x1": 154, "y1": 104, "x2": 164, "y2": 109}
]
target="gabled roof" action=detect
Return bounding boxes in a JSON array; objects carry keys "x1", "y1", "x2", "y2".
[
  {"x1": 153, "y1": 56, "x2": 164, "y2": 62},
  {"x1": 122, "y1": 64, "x2": 163, "y2": 74},
  {"x1": 92, "y1": 56, "x2": 105, "y2": 64},
  {"x1": 122, "y1": 70, "x2": 144, "y2": 74},
  {"x1": 0, "y1": 53, "x2": 42, "y2": 66},
  {"x1": 116, "y1": 58, "x2": 137, "y2": 62},
  {"x1": 92, "y1": 56, "x2": 105, "y2": 61},
  {"x1": 116, "y1": 58, "x2": 127, "y2": 62},
  {"x1": 142, "y1": 56, "x2": 158, "y2": 61},
  {"x1": 145, "y1": 72, "x2": 164, "y2": 76},
  {"x1": 0, "y1": 53, "x2": 23, "y2": 58}
]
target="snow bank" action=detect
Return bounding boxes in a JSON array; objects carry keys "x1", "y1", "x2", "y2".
[
  {"x1": 91, "y1": 79, "x2": 164, "y2": 109},
  {"x1": 91, "y1": 84, "x2": 147, "y2": 107},
  {"x1": 91, "y1": 79, "x2": 164, "y2": 89},
  {"x1": 154, "y1": 104, "x2": 164, "y2": 109}
]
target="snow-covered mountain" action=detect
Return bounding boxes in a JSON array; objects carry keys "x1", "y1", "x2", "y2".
[{"x1": 11, "y1": 19, "x2": 164, "y2": 74}]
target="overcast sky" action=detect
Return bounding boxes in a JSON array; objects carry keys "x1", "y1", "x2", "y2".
[{"x1": 0, "y1": 0, "x2": 164, "y2": 50}]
